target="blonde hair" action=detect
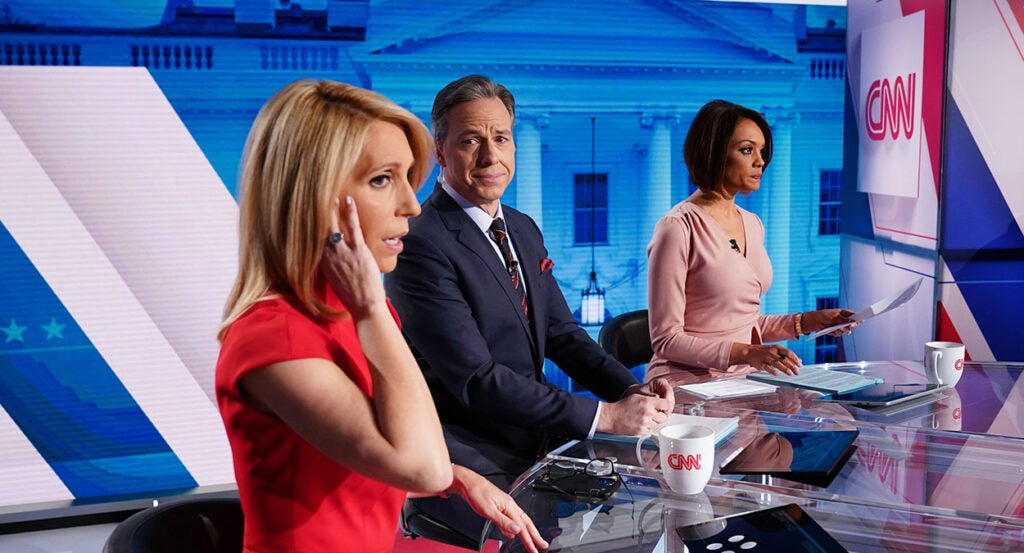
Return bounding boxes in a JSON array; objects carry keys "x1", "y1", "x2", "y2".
[{"x1": 218, "y1": 80, "x2": 432, "y2": 341}]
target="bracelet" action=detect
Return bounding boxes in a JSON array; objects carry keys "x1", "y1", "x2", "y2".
[{"x1": 794, "y1": 312, "x2": 804, "y2": 337}]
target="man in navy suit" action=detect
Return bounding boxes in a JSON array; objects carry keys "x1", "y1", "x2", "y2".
[{"x1": 386, "y1": 75, "x2": 674, "y2": 542}]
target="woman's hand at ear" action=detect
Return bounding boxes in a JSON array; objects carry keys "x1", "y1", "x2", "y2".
[{"x1": 320, "y1": 196, "x2": 387, "y2": 319}]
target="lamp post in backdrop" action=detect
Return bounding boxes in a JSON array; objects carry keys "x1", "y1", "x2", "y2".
[{"x1": 580, "y1": 116, "x2": 606, "y2": 326}]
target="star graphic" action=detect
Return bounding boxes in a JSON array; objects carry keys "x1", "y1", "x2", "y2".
[
  {"x1": 42, "y1": 318, "x2": 66, "y2": 340},
  {"x1": 2, "y1": 319, "x2": 27, "y2": 343}
]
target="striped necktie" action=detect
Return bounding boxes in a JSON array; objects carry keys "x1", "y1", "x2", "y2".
[{"x1": 489, "y1": 217, "x2": 528, "y2": 318}]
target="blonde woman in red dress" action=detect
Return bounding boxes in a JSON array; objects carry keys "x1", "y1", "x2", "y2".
[{"x1": 216, "y1": 80, "x2": 547, "y2": 553}]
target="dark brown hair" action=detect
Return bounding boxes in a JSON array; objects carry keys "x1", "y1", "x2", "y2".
[{"x1": 683, "y1": 99, "x2": 772, "y2": 191}]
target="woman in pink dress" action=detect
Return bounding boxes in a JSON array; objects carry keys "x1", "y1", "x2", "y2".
[
  {"x1": 646, "y1": 100, "x2": 855, "y2": 387},
  {"x1": 216, "y1": 80, "x2": 547, "y2": 553}
]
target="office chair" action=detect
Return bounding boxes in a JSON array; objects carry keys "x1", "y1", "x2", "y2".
[
  {"x1": 103, "y1": 496, "x2": 243, "y2": 553},
  {"x1": 400, "y1": 499, "x2": 480, "y2": 550},
  {"x1": 598, "y1": 309, "x2": 653, "y2": 369}
]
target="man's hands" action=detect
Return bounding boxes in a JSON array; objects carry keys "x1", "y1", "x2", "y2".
[{"x1": 596, "y1": 378, "x2": 675, "y2": 436}]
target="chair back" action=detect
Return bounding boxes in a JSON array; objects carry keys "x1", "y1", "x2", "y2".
[
  {"x1": 401, "y1": 499, "x2": 480, "y2": 550},
  {"x1": 599, "y1": 309, "x2": 653, "y2": 369},
  {"x1": 103, "y1": 496, "x2": 243, "y2": 553}
]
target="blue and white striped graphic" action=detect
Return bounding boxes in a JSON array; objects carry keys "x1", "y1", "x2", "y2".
[
  {"x1": 0, "y1": 221, "x2": 197, "y2": 497},
  {"x1": 0, "y1": 67, "x2": 237, "y2": 508}
]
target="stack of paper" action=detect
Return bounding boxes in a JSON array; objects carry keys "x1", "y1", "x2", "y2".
[
  {"x1": 747, "y1": 366, "x2": 883, "y2": 395},
  {"x1": 661, "y1": 413, "x2": 739, "y2": 447},
  {"x1": 677, "y1": 379, "x2": 778, "y2": 400}
]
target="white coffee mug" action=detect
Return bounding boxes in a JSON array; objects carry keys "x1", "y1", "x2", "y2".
[
  {"x1": 635, "y1": 424, "x2": 714, "y2": 495},
  {"x1": 924, "y1": 341, "x2": 966, "y2": 387}
]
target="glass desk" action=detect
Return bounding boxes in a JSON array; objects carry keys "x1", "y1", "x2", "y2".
[
  {"x1": 485, "y1": 361, "x2": 1024, "y2": 552},
  {"x1": 488, "y1": 449, "x2": 1024, "y2": 552},
  {"x1": 674, "y1": 361, "x2": 1024, "y2": 439}
]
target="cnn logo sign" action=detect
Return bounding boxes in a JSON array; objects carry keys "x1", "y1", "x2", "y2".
[
  {"x1": 667, "y1": 453, "x2": 702, "y2": 471},
  {"x1": 856, "y1": 10, "x2": 925, "y2": 197},
  {"x1": 865, "y1": 73, "x2": 916, "y2": 141}
]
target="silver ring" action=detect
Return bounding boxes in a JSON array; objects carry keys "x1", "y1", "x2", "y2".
[{"x1": 329, "y1": 232, "x2": 344, "y2": 245}]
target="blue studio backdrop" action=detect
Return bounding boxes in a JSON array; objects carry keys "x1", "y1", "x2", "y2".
[{"x1": 0, "y1": 0, "x2": 847, "y2": 515}]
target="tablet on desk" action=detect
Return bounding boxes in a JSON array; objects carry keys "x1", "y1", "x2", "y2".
[
  {"x1": 676, "y1": 504, "x2": 848, "y2": 553},
  {"x1": 816, "y1": 382, "x2": 947, "y2": 407},
  {"x1": 719, "y1": 430, "x2": 858, "y2": 488}
]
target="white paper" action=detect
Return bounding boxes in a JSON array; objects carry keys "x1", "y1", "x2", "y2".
[
  {"x1": 677, "y1": 379, "x2": 778, "y2": 400},
  {"x1": 605, "y1": 413, "x2": 739, "y2": 443},
  {"x1": 805, "y1": 277, "x2": 924, "y2": 340}
]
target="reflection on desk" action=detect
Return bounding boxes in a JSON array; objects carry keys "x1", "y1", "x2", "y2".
[
  {"x1": 675, "y1": 361, "x2": 1024, "y2": 439},
  {"x1": 487, "y1": 364, "x2": 1024, "y2": 552},
  {"x1": 490, "y1": 450, "x2": 1024, "y2": 552}
]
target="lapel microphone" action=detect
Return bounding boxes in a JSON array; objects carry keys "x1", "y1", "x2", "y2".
[{"x1": 729, "y1": 239, "x2": 741, "y2": 253}]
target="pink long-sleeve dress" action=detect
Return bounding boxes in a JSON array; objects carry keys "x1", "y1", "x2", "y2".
[{"x1": 645, "y1": 202, "x2": 798, "y2": 385}]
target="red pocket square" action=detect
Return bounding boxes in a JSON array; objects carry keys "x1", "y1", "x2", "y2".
[{"x1": 540, "y1": 258, "x2": 554, "y2": 273}]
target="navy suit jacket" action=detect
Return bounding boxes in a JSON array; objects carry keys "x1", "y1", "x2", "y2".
[{"x1": 385, "y1": 184, "x2": 637, "y2": 477}]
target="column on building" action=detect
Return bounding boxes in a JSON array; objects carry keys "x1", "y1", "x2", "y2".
[
  {"x1": 514, "y1": 113, "x2": 549, "y2": 231},
  {"x1": 761, "y1": 108, "x2": 797, "y2": 317},
  {"x1": 639, "y1": 113, "x2": 679, "y2": 241}
]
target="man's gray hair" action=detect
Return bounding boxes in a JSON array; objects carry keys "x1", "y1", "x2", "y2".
[{"x1": 431, "y1": 75, "x2": 515, "y2": 142}]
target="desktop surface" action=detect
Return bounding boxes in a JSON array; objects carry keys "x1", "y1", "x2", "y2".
[
  {"x1": 486, "y1": 360, "x2": 1024, "y2": 552},
  {"x1": 676, "y1": 361, "x2": 1024, "y2": 438},
  {"x1": 490, "y1": 449, "x2": 1024, "y2": 553}
]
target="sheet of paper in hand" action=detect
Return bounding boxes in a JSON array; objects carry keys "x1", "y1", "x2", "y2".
[{"x1": 806, "y1": 277, "x2": 923, "y2": 340}]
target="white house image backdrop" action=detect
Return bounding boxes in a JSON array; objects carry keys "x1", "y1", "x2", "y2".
[{"x1": 0, "y1": 0, "x2": 848, "y2": 515}]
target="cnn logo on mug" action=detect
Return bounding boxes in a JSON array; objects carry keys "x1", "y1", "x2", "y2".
[{"x1": 667, "y1": 453, "x2": 702, "y2": 471}]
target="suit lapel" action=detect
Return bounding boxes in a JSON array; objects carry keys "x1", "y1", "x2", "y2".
[{"x1": 432, "y1": 188, "x2": 536, "y2": 348}]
